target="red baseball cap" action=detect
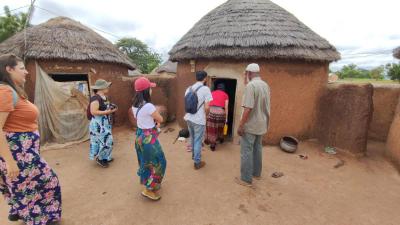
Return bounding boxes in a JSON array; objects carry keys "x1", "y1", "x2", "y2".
[{"x1": 134, "y1": 77, "x2": 156, "y2": 92}]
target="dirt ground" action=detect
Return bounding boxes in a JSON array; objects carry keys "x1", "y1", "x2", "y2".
[{"x1": 1, "y1": 123, "x2": 400, "y2": 225}]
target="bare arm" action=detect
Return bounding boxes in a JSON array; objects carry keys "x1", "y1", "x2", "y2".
[
  {"x1": 240, "y1": 107, "x2": 252, "y2": 127},
  {"x1": 237, "y1": 107, "x2": 252, "y2": 136},
  {"x1": 90, "y1": 101, "x2": 115, "y2": 116},
  {"x1": 151, "y1": 110, "x2": 164, "y2": 124},
  {"x1": 225, "y1": 100, "x2": 229, "y2": 122},
  {"x1": 0, "y1": 112, "x2": 19, "y2": 179},
  {"x1": 204, "y1": 101, "x2": 210, "y2": 115}
]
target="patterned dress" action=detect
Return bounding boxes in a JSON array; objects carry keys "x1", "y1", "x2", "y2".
[
  {"x1": 135, "y1": 128, "x2": 166, "y2": 191},
  {"x1": 206, "y1": 107, "x2": 226, "y2": 145},
  {"x1": 0, "y1": 131, "x2": 62, "y2": 225},
  {"x1": 89, "y1": 99, "x2": 113, "y2": 161}
]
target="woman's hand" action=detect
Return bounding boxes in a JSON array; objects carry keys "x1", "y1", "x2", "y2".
[
  {"x1": 6, "y1": 159, "x2": 19, "y2": 180},
  {"x1": 105, "y1": 108, "x2": 117, "y2": 115},
  {"x1": 110, "y1": 108, "x2": 118, "y2": 113},
  {"x1": 0, "y1": 112, "x2": 19, "y2": 180}
]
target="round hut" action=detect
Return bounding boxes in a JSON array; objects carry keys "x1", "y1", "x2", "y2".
[
  {"x1": 151, "y1": 60, "x2": 177, "y2": 76},
  {"x1": 169, "y1": 0, "x2": 340, "y2": 144},
  {"x1": 0, "y1": 17, "x2": 136, "y2": 127},
  {"x1": 394, "y1": 47, "x2": 400, "y2": 59}
]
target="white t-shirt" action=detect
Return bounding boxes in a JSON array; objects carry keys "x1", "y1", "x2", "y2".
[
  {"x1": 184, "y1": 82, "x2": 213, "y2": 126},
  {"x1": 132, "y1": 103, "x2": 157, "y2": 129}
]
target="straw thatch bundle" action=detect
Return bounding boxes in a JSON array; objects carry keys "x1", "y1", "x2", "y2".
[
  {"x1": 156, "y1": 61, "x2": 177, "y2": 74},
  {"x1": 169, "y1": 0, "x2": 340, "y2": 62},
  {"x1": 394, "y1": 47, "x2": 400, "y2": 59},
  {"x1": 0, "y1": 17, "x2": 135, "y2": 69}
]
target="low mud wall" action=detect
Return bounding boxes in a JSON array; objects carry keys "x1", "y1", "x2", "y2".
[
  {"x1": 315, "y1": 83, "x2": 374, "y2": 155},
  {"x1": 124, "y1": 74, "x2": 177, "y2": 126},
  {"x1": 386, "y1": 97, "x2": 400, "y2": 169},
  {"x1": 368, "y1": 84, "x2": 400, "y2": 141}
]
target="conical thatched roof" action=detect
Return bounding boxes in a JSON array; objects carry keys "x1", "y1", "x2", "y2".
[
  {"x1": 394, "y1": 47, "x2": 400, "y2": 59},
  {"x1": 0, "y1": 17, "x2": 135, "y2": 69},
  {"x1": 169, "y1": 0, "x2": 340, "y2": 62}
]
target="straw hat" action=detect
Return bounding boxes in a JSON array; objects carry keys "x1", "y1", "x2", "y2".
[{"x1": 91, "y1": 79, "x2": 112, "y2": 90}]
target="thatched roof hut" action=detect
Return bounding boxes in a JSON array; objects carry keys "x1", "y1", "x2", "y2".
[
  {"x1": 394, "y1": 47, "x2": 400, "y2": 59},
  {"x1": 0, "y1": 16, "x2": 137, "y2": 131},
  {"x1": 0, "y1": 17, "x2": 135, "y2": 69},
  {"x1": 170, "y1": 0, "x2": 340, "y2": 145},
  {"x1": 169, "y1": 0, "x2": 340, "y2": 62},
  {"x1": 156, "y1": 61, "x2": 177, "y2": 74}
]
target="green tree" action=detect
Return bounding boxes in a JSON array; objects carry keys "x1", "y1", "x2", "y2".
[
  {"x1": 369, "y1": 66, "x2": 384, "y2": 80},
  {"x1": 386, "y1": 63, "x2": 400, "y2": 83},
  {"x1": 0, "y1": 6, "x2": 30, "y2": 42},
  {"x1": 116, "y1": 37, "x2": 162, "y2": 74},
  {"x1": 337, "y1": 64, "x2": 372, "y2": 79}
]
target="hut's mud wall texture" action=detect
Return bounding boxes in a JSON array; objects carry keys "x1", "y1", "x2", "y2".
[
  {"x1": 386, "y1": 97, "x2": 400, "y2": 169},
  {"x1": 261, "y1": 61, "x2": 328, "y2": 144},
  {"x1": 176, "y1": 60, "x2": 207, "y2": 128},
  {"x1": 125, "y1": 75, "x2": 177, "y2": 124},
  {"x1": 368, "y1": 85, "x2": 400, "y2": 141},
  {"x1": 176, "y1": 60, "x2": 329, "y2": 144},
  {"x1": 25, "y1": 60, "x2": 132, "y2": 126},
  {"x1": 315, "y1": 84, "x2": 374, "y2": 155}
]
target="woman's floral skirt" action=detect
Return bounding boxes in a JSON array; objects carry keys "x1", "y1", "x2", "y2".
[
  {"x1": 0, "y1": 131, "x2": 62, "y2": 225},
  {"x1": 135, "y1": 128, "x2": 166, "y2": 191},
  {"x1": 89, "y1": 115, "x2": 113, "y2": 161}
]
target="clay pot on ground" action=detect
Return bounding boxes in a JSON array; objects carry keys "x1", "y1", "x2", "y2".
[{"x1": 127, "y1": 105, "x2": 168, "y2": 129}]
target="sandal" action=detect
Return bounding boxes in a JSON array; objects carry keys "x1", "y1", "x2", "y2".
[{"x1": 141, "y1": 189, "x2": 161, "y2": 201}]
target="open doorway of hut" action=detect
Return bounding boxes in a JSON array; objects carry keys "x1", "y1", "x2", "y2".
[
  {"x1": 211, "y1": 78, "x2": 237, "y2": 139},
  {"x1": 49, "y1": 73, "x2": 90, "y2": 98}
]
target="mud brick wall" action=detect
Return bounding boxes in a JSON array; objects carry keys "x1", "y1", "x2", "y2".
[
  {"x1": 125, "y1": 75, "x2": 177, "y2": 126},
  {"x1": 386, "y1": 97, "x2": 400, "y2": 169},
  {"x1": 25, "y1": 60, "x2": 132, "y2": 126},
  {"x1": 315, "y1": 83, "x2": 374, "y2": 155},
  {"x1": 368, "y1": 85, "x2": 400, "y2": 141}
]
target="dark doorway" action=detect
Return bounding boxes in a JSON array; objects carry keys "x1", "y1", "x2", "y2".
[
  {"x1": 49, "y1": 73, "x2": 90, "y2": 98},
  {"x1": 211, "y1": 78, "x2": 237, "y2": 138},
  {"x1": 49, "y1": 73, "x2": 88, "y2": 82}
]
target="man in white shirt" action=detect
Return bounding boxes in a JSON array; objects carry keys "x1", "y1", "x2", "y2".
[{"x1": 184, "y1": 71, "x2": 213, "y2": 170}]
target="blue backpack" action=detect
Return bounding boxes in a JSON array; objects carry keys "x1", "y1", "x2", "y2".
[{"x1": 185, "y1": 85, "x2": 205, "y2": 114}]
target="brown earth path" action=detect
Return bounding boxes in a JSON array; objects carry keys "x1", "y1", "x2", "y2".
[{"x1": 1, "y1": 124, "x2": 400, "y2": 225}]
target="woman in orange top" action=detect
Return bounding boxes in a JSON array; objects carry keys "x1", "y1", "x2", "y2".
[{"x1": 0, "y1": 54, "x2": 62, "y2": 225}]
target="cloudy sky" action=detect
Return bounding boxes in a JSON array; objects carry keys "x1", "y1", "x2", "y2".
[{"x1": 1, "y1": 0, "x2": 399, "y2": 70}]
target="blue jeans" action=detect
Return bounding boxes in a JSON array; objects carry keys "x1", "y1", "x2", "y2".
[
  {"x1": 187, "y1": 121, "x2": 205, "y2": 164},
  {"x1": 240, "y1": 132, "x2": 263, "y2": 183}
]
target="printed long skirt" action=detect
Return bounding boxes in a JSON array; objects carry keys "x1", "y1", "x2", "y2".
[
  {"x1": 89, "y1": 115, "x2": 113, "y2": 161},
  {"x1": 206, "y1": 107, "x2": 226, "y2": 145},
  {"x1": 0, "y1": 131, "x2": 62, "y2": 225},
  {"x1": 135, "y1": 128, "x2": 166, "y2": 191}
]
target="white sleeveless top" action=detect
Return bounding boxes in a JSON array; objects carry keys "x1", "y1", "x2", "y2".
[{"x1": 132, "y1": 103, "x2": 156, "y2": 129}]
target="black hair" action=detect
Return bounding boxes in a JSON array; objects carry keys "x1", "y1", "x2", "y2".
[
  {"x1": 0, "y1": 54, "x2": 27, "y2": 98},
  {"x1": 216, "y1": 83, "x2": 225, "y2": 91},
  {"x1": 196, "y1": 71, "x2": 207, "y2": 81},
  {"x1": 133, "y1": 88, "x2": 152, "y2": 108}
]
